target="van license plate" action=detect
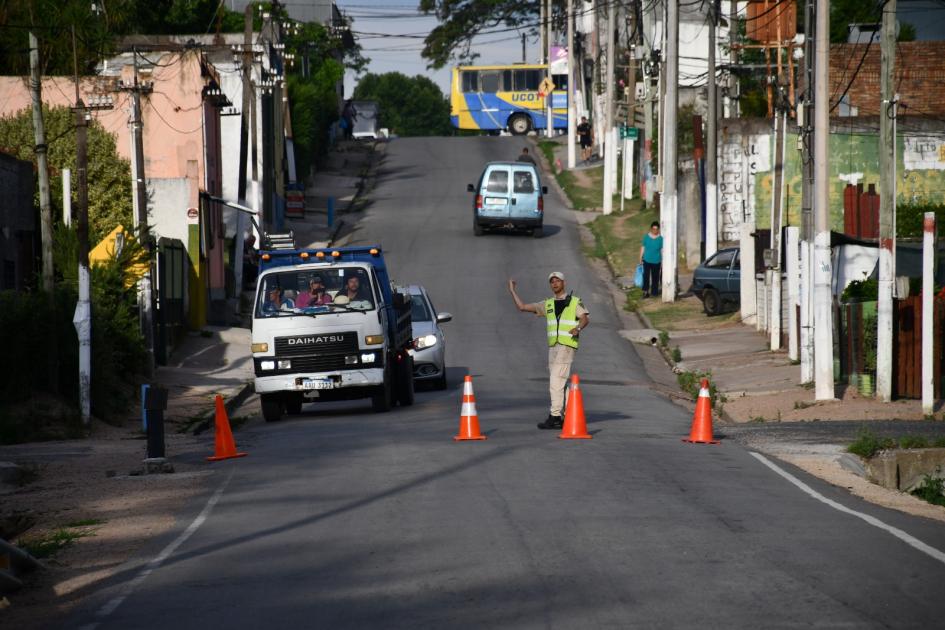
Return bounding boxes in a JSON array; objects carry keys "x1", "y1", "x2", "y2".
[
  {"x1": 302, "y1": 378, "x2": 334, "y2": 390},
  {"x1": 484, "y1": 197, "x2": 506, "y2": 206}
]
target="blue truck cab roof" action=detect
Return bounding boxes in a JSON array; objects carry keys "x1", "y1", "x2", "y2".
[{"x1": 258, "y1": 245, "x2": 395, "y2": 304}]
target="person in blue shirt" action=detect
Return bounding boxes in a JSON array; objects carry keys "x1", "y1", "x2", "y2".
[{"x1": 639, "y1": 221, "x2": 663, "y2": 298}]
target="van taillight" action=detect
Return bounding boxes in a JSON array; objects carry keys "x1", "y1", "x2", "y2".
[
  {"x1": 538, "y1": 196, "x2": 544, "y2": 212},
  {"x1": 476, "y1": 195, "x2": 483, "y2": 210}
]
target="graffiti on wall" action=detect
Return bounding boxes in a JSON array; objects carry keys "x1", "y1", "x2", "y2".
[{"x1": 719, "y1": 134, "x2": 770, "y2": 242}]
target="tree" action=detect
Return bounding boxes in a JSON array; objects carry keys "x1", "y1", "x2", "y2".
[
  {"x1": 353, "y1": 73, "x2": 452, "y2": 137},
  {"x1": 829, "y1": 0, "x2": 916, "y2": 43},
  {"x1": 419, "y1": 0, "x2": 540, "y2": 69},
  {"x1": 0, "y1": 105, "x2": 133, "y2": 244}
]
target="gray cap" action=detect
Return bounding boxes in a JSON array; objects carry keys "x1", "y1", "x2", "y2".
[{"x1": 548, "y1": 271, "x2": 565, "y2": 282}]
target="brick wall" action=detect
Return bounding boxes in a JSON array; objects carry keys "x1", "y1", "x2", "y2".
[{"x1": 830, "y1": 41, "x2": 945, "y2": 117}]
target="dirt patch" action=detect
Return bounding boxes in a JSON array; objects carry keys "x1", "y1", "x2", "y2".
[
  {"x1": 0, "y1": 420, "x2": 216, "y2": 629},
  {"x1": 723, "y1": 386, "x2": 943, "y2": 423},
  {"x1": 640, "y1": 294, "x2": 743, "y2": 333}
]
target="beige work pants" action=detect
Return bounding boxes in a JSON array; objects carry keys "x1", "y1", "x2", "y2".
[{"x1": 548, "y1": 344, "x2": 576, "y2": 416}]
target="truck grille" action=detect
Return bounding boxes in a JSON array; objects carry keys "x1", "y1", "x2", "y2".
[{"x1": 275, "y1": 332, "x2": 358, "y2": 356}]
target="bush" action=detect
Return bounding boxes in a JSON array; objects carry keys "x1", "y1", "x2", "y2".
[
  {"x1": 896, "y1": 203, "x2": 945, "y2": 239},
  {"x1": 0, "y1": 227, "x2": 146, "y2": 443},
  {"x1": 911, "y1": 473, "x2": 945, "y2": 507},
  {"x1": 847, "y1": 428, "x2": 896, "y2": 458}
]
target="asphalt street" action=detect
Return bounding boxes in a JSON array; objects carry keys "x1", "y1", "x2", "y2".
[{"x1": 75, "y1": 137, "x2": 945, "y2": 629}]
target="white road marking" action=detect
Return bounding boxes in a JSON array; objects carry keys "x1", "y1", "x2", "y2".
[
  {"x1": 79, "y1": 469, "x2": 234, "y2": 629},
  {"x1": 751, "y1": 452, "x2": 945, "y2": 565}
]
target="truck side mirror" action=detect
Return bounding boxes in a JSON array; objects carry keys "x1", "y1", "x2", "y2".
[
  {"x1": 392, "y1": 292, "x2": 409, "y2": 309},
  {"x1": 542, "y1": 186, "x2": 548, "y2": 194}
]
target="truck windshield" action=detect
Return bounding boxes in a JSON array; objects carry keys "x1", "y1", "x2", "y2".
[{"x1": 256, "y1": 266, "x2": 376, "y2": 317}]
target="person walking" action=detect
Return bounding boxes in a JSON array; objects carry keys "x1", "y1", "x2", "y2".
[
  {"x1": 508, "y1": 272, "x2": 589, "y2": 430},
  {"x1": 639, "y1": 221, "x2": 663, "y2": 298},
  {"x1": 576, "y1": 116, "x2": 593, "y2": 164},
  {"x1": 517, "y1": 146, "x2": 537, "y2": 165}
]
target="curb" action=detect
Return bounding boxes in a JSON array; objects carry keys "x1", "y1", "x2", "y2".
[
  {"x1": 527, "y1": 137, "x2": 575, "y2": 210},
  {"x1": 191, "y1": 381, "x2": 255, "y2": 436}
]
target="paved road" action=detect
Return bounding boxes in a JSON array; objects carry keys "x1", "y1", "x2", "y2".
[{"x1": 77, "y1": 137, "x2": 945, "y2": 629}]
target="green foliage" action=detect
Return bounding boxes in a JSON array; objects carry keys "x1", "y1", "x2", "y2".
[
  {"x1": 896, "y1": 203, "x2": 945, "y2": 239},
  {"x1": 0, "y1": 105, "x2": 132, "y2": 244},
  {"x1": 847, "y1": 427, "x2": 895, "y2": 458},
  {"x1": 862, "y1": 312, "x2": 877, "y2": 374},
  {"x1": 911, "y1": 473, "x2": 945, "y2": 507},
  {"x1": 676, "y1": 370, "x2": 723, "y2": 412},
  {"x1": 840, "y1": 277, "x2": 878, "y2": 303},
  {"x1": 19, "y1": 523, "x2": 98, "y2": 559},
  {"x1": 658, "y1": 330, "x2": 670, "y2": 348},
  {"x1": 899, "y1": 435, "x2": 930, "y2": 449},
  {"x1": 828, "y1": 1, "x2": 916, "y2": 44},
  {"x1": 353, "y1": 72, "x2": 452, "y2": 137},
  {"x1": 288, "y1": 59, "x2": 343, "y2": 180},
  {"x1": 0, "y1": 226, "x2": 146, "y2": 443},
  {"x1": 671, "y1": 346, "x2": 682, "y2": 363}
]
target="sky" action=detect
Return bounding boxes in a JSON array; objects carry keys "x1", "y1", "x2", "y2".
[
  {"x1": 337, "y1": 1, "x2": 540, "y2": 97},
  {"x1": 336, "y1": 0, "x2": 945, "y2": 99}
]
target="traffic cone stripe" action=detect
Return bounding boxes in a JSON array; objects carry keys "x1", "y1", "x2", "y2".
[
  {"x1": 455, "y1": 375, "x2": 487, "y2": 441},
  {"x1": 683, "y1": 378, "x2": 720, "y2": 445}
]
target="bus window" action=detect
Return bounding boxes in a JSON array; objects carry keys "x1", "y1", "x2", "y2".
[
  {"x1": 514, "y1": 69, "x2": 541, "y2": 91},
  {"x1": 502, "y1": 70, "x2": 512, "y2": 91},
  {"x1": 479, "y1": 71, "x2": 500, "y2": 93},
  {"x1": 552, "y1": 74, "x2": 568, "y2": 91},
  {"x1": 462, "y1": 71, "x2": 478, "y2": 92}
]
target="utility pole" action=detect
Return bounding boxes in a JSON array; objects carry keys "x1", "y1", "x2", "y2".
[
  {"x1": 540, "y1": 0, "x2": 547, "y2": 63},
  {"x1": 813, "y1": 0, "x2": 834, "y2": 400},
  {"x1": 29, "y1": 32, "x2": 53, "y2": 293},
  {"x1": 125, "y1": 48, "x2": 155, "y2": 375},
  {"x1": 641, "y1": 0, "x2": 656, "y2": 206},
  {"x1": 799, "y1": 0, "x2": 815, "y2": 384},
  {"x1": 567, "y1": 0, "x2": 576, "y2": 168},
  {"x1": 546, "y1": 0, "x2": 554, "y2": 138},
  {"x1": 705, "y1": 2, "x2": 718, "y2": 259},
  {"x1": 71, "y1": 27, "x2": 91, "y2": 426},
  {"x1": 662, "y1": 0, "x2": 678, "y2": 303},
  {"x1": 522, "y1": 33, "x2": 527, "y2": 64},
  {"x1": 876, "y1": 0, "x2": 897, "y2": 402},
  {"x1": 603, "y1": 0, "x2": 615, "y2": 214}
]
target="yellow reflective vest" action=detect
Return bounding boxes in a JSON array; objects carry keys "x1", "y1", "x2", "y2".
[{"x1": 545, "y1": 296, "x2": 580, "y2": 349}]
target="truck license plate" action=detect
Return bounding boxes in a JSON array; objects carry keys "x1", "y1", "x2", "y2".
[{"x1": 301, "y1": 378, "x2": 334, "y2": 390}]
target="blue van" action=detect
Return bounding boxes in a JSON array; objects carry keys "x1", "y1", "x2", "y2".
[{"x1": 467, "y1": 162, "x2": 547, "y2": 237}]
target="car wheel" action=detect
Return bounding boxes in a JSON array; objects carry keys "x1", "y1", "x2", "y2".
[
  {"x1": 434, "y1": 368, "x2": 448, "y2": 391},
  {"x1": 508, "y1": 114, "x2": 531, "y2": 136},
  {"x1": 473, "y1": 217, "x2": 484, "y2": 236},
  {"x1": 260, "y1": 394, "x2": 283, "y2": 423},
  {"x1": 284, "y1": 394, "x2": 303, "y2": 415},
  {"x1": 702, "y1": 287, "x2": 722, "y2": 316}
]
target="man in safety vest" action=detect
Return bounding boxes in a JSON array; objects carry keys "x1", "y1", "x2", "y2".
[{"x1": 508, "y1": 271, "x2": 590, "y2": 430}]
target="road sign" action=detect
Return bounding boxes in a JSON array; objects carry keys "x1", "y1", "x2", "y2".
[
  {"x1": 620, "y1": 126, "x2": 639, "y2": 140},
  {"x1": 538, "y1": 77, "x2": 555, "y2": 98}
]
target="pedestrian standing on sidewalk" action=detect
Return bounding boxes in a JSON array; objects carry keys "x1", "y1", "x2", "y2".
[
  {"x1": 508, "y1": 272, "x2": 589, "y2": 430},
  {"x1": 577, "y1": 116, "x2": 593, "y2": 164},
  {"x1": 639, "y1": 221, "x2": 663, "y2": 298}
]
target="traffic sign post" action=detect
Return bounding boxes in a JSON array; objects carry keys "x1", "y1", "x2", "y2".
[{"x1": 620, "y1": 126, "x2": 639, "y2": 140}]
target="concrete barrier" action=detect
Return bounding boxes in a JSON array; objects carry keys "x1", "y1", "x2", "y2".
[{"x1": 864, "y1": 448, "x2": 945, "y2": 492}]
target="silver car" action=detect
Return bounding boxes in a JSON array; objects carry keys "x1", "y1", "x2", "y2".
[{"x1": 406, "y1": 285, "x2": 451, "y2": 389}]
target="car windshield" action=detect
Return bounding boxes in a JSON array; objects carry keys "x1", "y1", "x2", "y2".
[
  {"x1": 410, "y1": 294, "x2": 432, "y2": 322},
  {"x1": 256, "y1": 266, "x2": 375, "y2": 317}
]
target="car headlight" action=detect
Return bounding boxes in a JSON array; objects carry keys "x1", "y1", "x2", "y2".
[
  {"x1": 260, "y1": 360, "x2": 275, "y2": 371},
  {"x1": 413, "y1": 334, "x2": 438, "y2": 350}
]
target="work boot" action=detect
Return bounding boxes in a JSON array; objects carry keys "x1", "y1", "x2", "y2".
[{"x1": 537, "y1": 415, "x2": 563, "y2": 430}]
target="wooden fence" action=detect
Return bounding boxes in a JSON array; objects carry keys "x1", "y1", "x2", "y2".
[{"x1": 893, "y1": 296, "x2": 945, "y2": 399}]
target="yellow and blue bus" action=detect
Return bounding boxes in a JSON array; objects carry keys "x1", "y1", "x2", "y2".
[{"x1": 450, "y1": 64, "x2": 568, "y2": 135}]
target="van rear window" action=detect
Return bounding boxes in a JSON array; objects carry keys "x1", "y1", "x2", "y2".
[{"x1": 485, "y1": 170, "x2": 508, "y2": 193}]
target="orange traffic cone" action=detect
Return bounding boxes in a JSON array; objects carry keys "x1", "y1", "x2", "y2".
[
  {"x1": 559, "y1": 374, "x2": 592, "y2": 439},
  {"x1": 207, "y1": 394, "x2": 249, "y2": 461},
  {"x1": 454, "y1": 375, "x2": 487, "y2": 441},
  {"x1": 683, "y1": 378, "x2": 719, "y2": 444}
]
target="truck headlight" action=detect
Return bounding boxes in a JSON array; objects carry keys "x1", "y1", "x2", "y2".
[
  {"x1": 360, "y1": 353, "x2": 376, "y2": 364},
  {"x1": 413, "y1": 334, "x2": 438, "y2": 350},
  {"x1": 277, "y1": 360, "x2": 291, "y2": 370},
  {"x1": 345, "y1": 355, "x2": 359, "y2": 365},
  {"x1": 260, "y1": 360, "x2": 275, "y2": 370}
]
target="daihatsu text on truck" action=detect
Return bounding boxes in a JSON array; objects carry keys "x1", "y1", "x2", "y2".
[{"x1": 251, "y1": 246, "x2": 414, "y2": 422}]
